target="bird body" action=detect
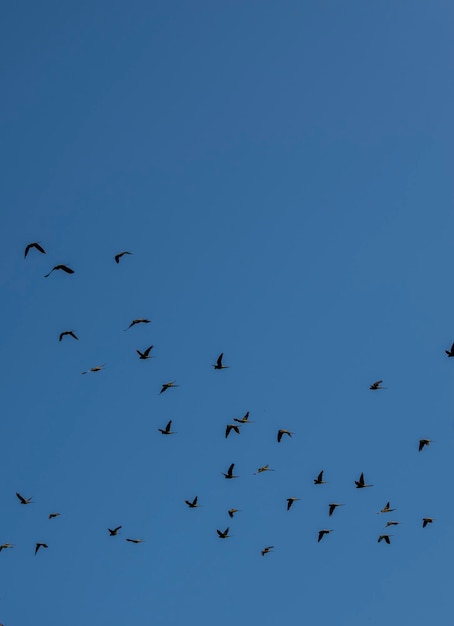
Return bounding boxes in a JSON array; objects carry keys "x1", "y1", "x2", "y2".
[
  {"x1": 158, "y1": 420, "x2": 175, "y2": 435},
  {"x1": 115, "y1": 251, "x2": 132, "y2": 264},
  {"x1": 378, "y1": 534, "x2": 391, "y2": 544},
  {"x1": 185, "y1": 497, "x2": 199, "y2": 508},
  {"x1": 378, "y1": 501, "x2": 395, "y2": 514},
  {"x1": 0, "y1": 543, "x2": 15, "y2": 551},
  {"x1": 125, "y1": 319, "x2": 151, "y2": 331},
  {"x1": 126, "y1": 538, "x2": 144, "y2": 543},
  {"x1": 213, "y1": 353, "x2": 229, "y2": 370},
  {"x1": 35, "y1": 543, "x2": 48, "y2": 555},
  {"x1": 16, "y1": 492, "x2": 33, "y2": 504},
  {"x1": 137, "y1": 345, "x2": 153, "y2": 359},
  {"x1": 261, "y1": 546, "x2": 274, "y2": 556},
  {"x1": 225, "y1": 424, "x2": 241, "y2": 438},
  {"x1": 44, "y1": 264, "x2": 74, "y2": 278},
  {"x1": 355, "y1": 472, "x2": 373, "y2": 488},
  {"x1": 314, "y1": 470, "x2": 326, "y2": 485},
  {"x1": 277, "y1": 429, "x2": 294, "y2": 443},
  {"x1": 233, "y1": 411, "x2": 254, "y2": 424},
  {"x1": 419, "y1": 439, "x2": 433, "y2": 452},
  {"x1": 48, "y1": 513, "x2": 61, "y2": 520},
  {"x1": 59, "y1": 330, "x2": 78, "y2": 342},
  {"x1": 318, "y1": 529, "x2": 333, "y2": 543},
  {"x1": 81, "y1": 365, "x2": 105, "y2": 374},
  {"x1": 223, "y1": 463, "x2": 238, "y2": 479},
  {"x1": 217, "y1": 527, "x2": 230, "y2": 539},
  {"x1": 370, "y1": 380, "x2": 384, "y2": 390},
  {"x1": 385, "y1": 521, "x2": 400, "y2": 528},
  {"x1": 445, "y1": 343, "x2": 454, "y2": 357},
  {"x1": 254, "y1": 464, "x2": 274, "y2": 474},
  {"x1": 108, "y1": 526, "x2": 122, "y2": 536},
  {"x1": 422, "y1": 518, "x2": 434, "y2": 528},
  {"x1": 228, "y1": 508, "x2": 240, "y2": 518},
  {"x1": 287, "y1": 498, "x2": 300, "y2": 511},
  {"x1": 160, "y1": 381, "x2": 178, "y2": 394},
  {"x1": 24, "y1": 242, "x2": 46, "y2": 258},
  {"x1": 328, "y1": 503, "x2": 344, "y2": 517}
]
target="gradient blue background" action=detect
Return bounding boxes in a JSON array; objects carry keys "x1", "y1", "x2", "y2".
[{"x1": 1, "y1": 2, "x2": 453, "y2": 624}]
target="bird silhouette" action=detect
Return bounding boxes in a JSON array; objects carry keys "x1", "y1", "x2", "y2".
[
  {"x1": 261, "y1": 546, "x2": 274, "y2": 556},
  {"x1": 213, "y1": 353, "x2": 229, "y2": 370},
  {"x1": 44, "y1": 264, "x2": 74, "y2": 278},
  {"x1": 158, "y1": 420, "x2": 176, "y2": 435},
  {"x1": 185, "y1": 496, "x2": 199, "y2": 508},
  {"x1": 419, "y1": 439, "x2": 434, "y2": 452},
  {"x1": 126, "y1": 538, "x2": 144, "y2": 543},
  {"x1": 228, "y1": 508, "x2": 240, "y2": 518},
  {"x1": 422, "y1": 518, "x2": 434, "y2": 528},
  {"x1": 378, "y1": 534, "x2": 392, "y2": 544},
  {"x1": 223, "y1": 463, "x2": 238, "y2": 479},
  {"x1": 24, "y1": 242, "x2": 46, "y2": 258},
  {"x1": 124, "y1": 319, "x2": 151, "y2": 331},
  {"x1": 115, "y1": 251, "x2": 132, "y2": 264},
  {"x1": 59, "y1": 330, "x2": 78, "y2": 342},
  {"x1": 378, "y1": 502, "x2": 395, "y2": 514},
  {"x1": 286, "y1": 498, "x2": 300, "y2": 511},
  {"x1": 0, "y1": 544, "x2": 15, "y2": 552},
  {"x1": 314, "y1": 470, "x2": 327, "y2": 485},
  {"x1": 48, "y1": 513, "x2": 61, "y2": 520},
  {"x1": 16, "y1": 492, "x2": 33, "y2": 504},
  {"x1": 217, "y1": 527, "x2": 230, "y2": 539},
  {"x1": 35, "y1": 542, "x2": 48, "y2": 555},
  {"x1": 233, "y1": 411, "x2": 254, "y2": 424},
  {"x1": 137, "y1": 345, "x2": 153, "y2": 359},
  {"x1": 108, "y1": 526, "x2": 122, "y2": 536},
  {"x1": 369, "y1": 380, "x2": 384, "y2": 390},
  {"x1": 277, "y1": 429, "x2": 294, "y2": 443},
  {"x1": 254, "y1": 464, "x2": 274, "y2": 474},
  {"x1": 160, "y1": 381, "x2": 179, "y2": 394},
  {"x1": 81, "y1": 365, "x2": 105, "y2": 374},
  {"x1": 355, "y1": 472, "x2": 373, "y2": 488},
  {"x1": 328, "y1": 503, "x2": 344, "y2": 517},
  {"x1": 445, "y1": 343, "x2": 454, "y2": 357},
  {"x1": 318, "y1": 529, "x2": 333, "y2": 543},
  {"x1": 385, "y1": 521, "x2": 400, "y2": 528},
  {"x1": 225, "y1": 424, "x2": 241, "y2": 439}
]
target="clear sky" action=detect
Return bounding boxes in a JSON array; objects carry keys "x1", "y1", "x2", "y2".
[{"x1": 1, "y1": 2, "x2": 453, "y2": 624}]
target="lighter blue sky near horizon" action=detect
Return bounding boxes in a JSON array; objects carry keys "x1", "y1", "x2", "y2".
[{"x1": 1, "y1": 2, "x2": 453, "y2": 625}]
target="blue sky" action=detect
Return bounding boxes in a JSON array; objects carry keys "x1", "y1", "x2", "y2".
[{"x1": 1, "y1": 2, "x2": 453, "y2": 624}]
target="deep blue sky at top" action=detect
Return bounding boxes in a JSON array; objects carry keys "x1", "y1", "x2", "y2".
[{"x1": 1, "y1": 2, "x2": 453, "y2": 625}]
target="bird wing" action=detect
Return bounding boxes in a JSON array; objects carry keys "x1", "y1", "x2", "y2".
[
  {"x1": 225, "y1": 425, "x2": 232, "y2": 438},
  {"x1": 165, "y1": 420, "x2": 172, "y2": 432},
  {"x1": 227, "y1": 463, "x2": 234, "y2": 476},
  {"x1": 144, "y1": 345, "x2": 153, "y2": 357},
  {"x1": 329, "y1": 504, "x2": 335, "y2": 516},
  {"x1": 44, "y1": 268, "x2": 55, "y2": 277},
  {"x1": 277, "y1": 430, "x2": 283, "y2": 443},
  {"x1": 59, "y1": 265, "x2": 74, "y2": 274},
  {"x1": 16, "y1": 492, "x2": 26, "y2": 504},
  {"x1": 359, "y1": 472, "x2": 365, "y2": 485},
  {"x1": 217, "y1": 353, "x2": 224, "y2": 367},
  {"x1": 193, "y1": 496, "x2": 198, "y2": 506},
  {"x1": 216, "y1": 529, "x2": 223, "y2": 537},
  {"x1": 317, "y1": 470, "x2": 324, "y2": 482},
  {"x1": 114, "y1": 526, "x2": 122, "y2": 533}
]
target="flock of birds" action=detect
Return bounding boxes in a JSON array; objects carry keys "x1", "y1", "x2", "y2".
[{"x1": 3, "y1": 241, "x2": 445, "y2": 565}]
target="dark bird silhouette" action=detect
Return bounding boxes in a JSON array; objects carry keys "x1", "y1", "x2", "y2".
[
  {"x1": 126, "y1": 538, "x2": 143, "y2": 543},
  {"x1": 355, "y1": 472, "x2": 373, "y2": 488},
  {"x1": 185, "y1": 496, "x2": 199, "y2": 508},
  {"x1": 445, "y1": 343, "x2": 454, "y2": 357},
  {"x1": 16, "y1": 492, "x2": 33, "y2": 504},
  {"x1": 277, "y1": 429, "x2": 294, "y2": 443},
  {"x1": 213, "y1": 353, "x2": 229, "y2": 370},
  {"x1": 35, "y1": 543, "x2": 48, "y2": 555},
  {"x1": 59, "y1": 330, "x2": 78, "y2": 342},
  {"x1": 254, "y1": 464, "x2": 274, "y2": 475},
  {"x1": 125, "y1": 319, "x2": 151, "y2": 331},
  {"x1": 108, "y1": 526, "x2": 122, "y2": 536},
  {"x1": 385, "y1": 521, "x2": 400, "y2": 528},
  {"x1": 378, "y1": 534, "x2": 392, "y2": 544},
  {"x1": 233, "y1": 411, "x2": 254, "y2": 424},
  {"x1": 328, "y1": 503, "x2": 344, "y2": 517},
  {"x1": 24, "y1": 242, "x2": 46, "y2": 258},
  {"x1": 370, "y1": 380, "x2": 384, "y2": 390},
  {"x1": 223, "y1": 463, "x2": 238, "y2": 479},
  {"x1": 225, "y1": 424, "x2": 241, "y2": 439},
  {"x1": 0, "y1": 543, "x2": 15, "y2": 552},
  {"x1": 48, "y1": 513, "x2": 61, "y2": 520},
  {"x1": 160, "y1": 381, "x2": 179, "y2": 394},
  {"x1": 44, "y1": 264, "x2": 74, "y2": 278},
  {"x1": 137, "y1": 345, "x2": 153, "y2": 359},
  {"x1": 81, "y1": 365, "x2": 105, "y2": 374},
  {"x1": 287, "y1": 498, "x2": 300, "y2": 511},
  {"x1": 422, "y1": 518, "x2": 434, "y2": 528},
  {"x1": 419, "y1": 439, "x2": 434, "y2": 452},
  {"x1": 217, "y1": 527, "x2": 230, "y2": 539},
  {"x1": 158, "y1": 420, "x2": 176, "y2": 435},
  {"x1": 314, "y1": 470, "x2": 327, "y2": 485},
  {"x1": 115, "y1": 251, "x2": 132, "y2": 264},
  {"x1": 261, "y1": 546, "x2": 274, "y2": 556},
  {"x1": 378, "y1": 502, "x2": 395, "y2": 514},
  {"x1": 228, "y1": 508, "x2": 240, "y2": 518},
  {"x1": 318, "y1": 529, "x2": 333, "y2": 543}
]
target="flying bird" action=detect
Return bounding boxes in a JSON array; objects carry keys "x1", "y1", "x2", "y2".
[
  {"x1": 318, "y1": 529, "x2": 333, "y2": 543},
  {"x1": 0, "y1": 544, "x2": 15, "y2": 552},
  {"x1": 108, "y1": 526, "x2": 122, "y2": 536},
  {"x1": 378, "y1": 535, "x2": 392, "y2": 544},
  {"x1": 445, "y1": 343, "x2": 454, "y2": 357},
  {"x1": 16, "y1": 492, "x2": 33, "y2": 504},
  {"x1": 228, "y1": 508, "x2": 240, "y2": 518},
  {"x1": 370, "y1": 380, "x2": 384, "y2": 390},
  {"x1": 254, "y1": 465, "x2": 274, "y2": 475},
  {"x1": 422, "y1": 518, "x2": 434, "y2": 528},
  {"x1": 225, "y1": 424, "x2": 241, "y2": 439},
  {"x1": 213, "y1": 353, "x2": 229, "y2": 370},
  {"x1": 277, "y1": 429, "x2": 294, "y2": 443},
  {"x1": 185, "y1": 497, "x2": 199, "y2": 508},
  {"x1": 378, "y1": 502, "x2": 395, "y2": 514},
  {"x1": 44, "y1": 264, "x2": 74, "y2": 278},
  {"x1": 233, "y1": 411, "x2": 254, "y2": 424},
  {"x1": 59, "y1": 330, "x2": 78, "y2": 342},
  {"x1": 217, "y1": 527, "x2": 230, "y2": 539},
  {"x1": 314, "y1": 470, "x2": 327, "y2": 485},
  {"x1": 160, "y1": 381, "x2": 179, "y2": 394},
  {"x1": 287, "y1": 498, "x2": 300, "y2": 511},
  {"x1": 355, "y1": 472, "x2": 373, "y2": 488},
  {"x1": 137, "y1": 345, "x2": 153, "y2": 359},
  {"x1": 328, "y1": 503, "x2": 344, "y2": 517},
  {"x1": 125, "y1": 319, "x2": 151, "y2": 331},
  {"x1": 126, "y1": 538, "x2": 144, "y2": 543},
  {"x1": 223, "y1": 463, "x2": 238, "y2": 479},
  {"x1": 115, "y1": 251, "x2": 132, "y2": 264},
  {"x1": 35, "y1": 543, "x2": 48, "y2": 555},
  {"x1": 158, "y1": 420, "x2": 176, "y2": 435},
  {"x1": 24, "y1": 242, "x2": 46, "y2": 258},
  {"x1": 48, "y1": 513, "x2": 61, "y2": 520},
  {"x1": 385, "y1": 521, "x2": 400, "y2": 528},
  {"x1": 261, "y1": 546, "x2": 274, "y2": 556},
  {"x1": 81, "y1": 365, "x2": 105, "y2": 374},
  {"x1": 419, "y1": 439, "x2": 434, "y2": 452}
]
